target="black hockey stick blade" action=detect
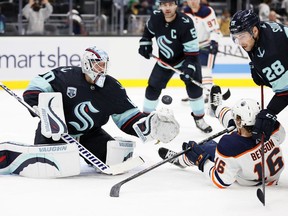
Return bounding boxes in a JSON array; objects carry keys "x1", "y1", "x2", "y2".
[
  {"x1": 222, "y1": 88, "x2": 231, "y2": 100},
  {"x1": 110, "y1": 183, "x2": 122, "y2": 197},
  {"x1": 257, "y1": 188, "x2": 265, "y2": 206},
  {"x1": 109, "y1": 126, "x2": 236, "y2": 197}
]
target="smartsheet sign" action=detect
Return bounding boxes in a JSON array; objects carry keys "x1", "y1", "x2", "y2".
[{"x1": 0, "y1": 46, "x2": 81, "y2": 69}]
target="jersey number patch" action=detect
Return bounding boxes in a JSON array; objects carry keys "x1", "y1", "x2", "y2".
[
  {"x1": 262, "y1": 60, "x2": 287, "y2": 81},
  {"x1": 254, "y1": 147, "x2": 284, "y2": 181}
]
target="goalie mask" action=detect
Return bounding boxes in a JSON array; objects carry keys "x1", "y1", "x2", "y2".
[
  {"x1": 81, "y1": 46, "x2": 109, "y2": 88},
  {"x1": 232, "y1": 98, "x2": 261, "y2": 128}
]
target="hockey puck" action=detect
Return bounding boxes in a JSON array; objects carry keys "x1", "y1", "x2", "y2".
[{"x1": 161, "y1": 95, "x2": 173, "y2": 105}]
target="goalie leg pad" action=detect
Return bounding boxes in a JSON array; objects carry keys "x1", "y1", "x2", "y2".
[
  {"x1": 0, "y1": 141, "x2": 80, "y2": 178},
  {"x1": 105, "y1": 137, "x2": 136, "y2": 166}
]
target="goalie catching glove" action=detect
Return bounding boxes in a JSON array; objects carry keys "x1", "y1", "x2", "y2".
[{"x1": 133, "y1": 108, "x2": 180, "y2": 143}]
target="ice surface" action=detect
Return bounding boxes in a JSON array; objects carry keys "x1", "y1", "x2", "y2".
[{"x1": 0, "y1": 87, "x2": 287, "y2": 216}]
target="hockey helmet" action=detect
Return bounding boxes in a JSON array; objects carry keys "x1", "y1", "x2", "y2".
[
  {"x1": 232, "y1": 98, "x2": 261, "y2": 127},
  {"x1": 229, "y1": 10, "x2": 260, "y2": 35},
  {"x1": 81, "y1": 46, "x2": 109, "y2": 87}
]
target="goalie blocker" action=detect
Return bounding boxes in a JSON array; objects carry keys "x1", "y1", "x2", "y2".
[{"x1": 0, "y1": 142, "x2": 80, "y2": 178}]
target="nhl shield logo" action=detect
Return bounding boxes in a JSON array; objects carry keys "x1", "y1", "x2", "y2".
[{"x1": 67, "y1": 87, "x2": 77, "y2": 98}]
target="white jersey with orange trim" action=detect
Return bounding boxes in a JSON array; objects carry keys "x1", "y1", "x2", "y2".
[
  {"x1": 184, "y1": 4, "x2": 221, "y2": 44},
  {"x1": 183, "y1": 4, "x2": 222, "y2": 94},
  {"x1": 203, "y1": 106, "x2": 286, "y2": 188}
]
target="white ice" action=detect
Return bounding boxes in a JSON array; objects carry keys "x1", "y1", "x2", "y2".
[{"x1": 0, "y1": 87, "x2": 288, "y2": 216}]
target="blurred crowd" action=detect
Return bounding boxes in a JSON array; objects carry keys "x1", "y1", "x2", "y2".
[{"x1": 0, "y1": 0, "x2": 288, "y2": 36}]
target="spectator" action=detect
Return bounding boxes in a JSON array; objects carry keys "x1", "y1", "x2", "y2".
[
  {"x1": 22, "y1": 0, "x2": 53, "y2": 35},
  {"x1": 0, "y1": 6, "x2": 6, "y2": 35},
  {"x1": 281, "y1": 0, "x2": 288, "y2": 15},
  {"x1": 137, "y1": 0, "x2": 153, "y2": 15},
  {"x1": 258, "y1": 0, "x2": 271, "y2": 21},
  {"x1": 67, "y1": 9, "x2": 88, "y2": 35},
  {"x1": 269, "y1": 9, "x2": 282, "y2": 23},
  {"x1": 218, "y1": 9, "x2": 231, "y2": 36}
]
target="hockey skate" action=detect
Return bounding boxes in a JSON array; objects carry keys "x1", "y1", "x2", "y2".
[
  {"x1": 192, "y1": 113, "x2": 212, "y2": 133},
  {"x1": 158, "y1": 147, "x2": 187, "y2": 168},
  {"x1": 181, "y1": 88, "x2": 230, "y2": 103},
  {"x1": 181, "y1": 96, "x2": 209, "y2": 103},
  {"x1": 208, "y1": 85, "x2": 222, "y2": 117}
]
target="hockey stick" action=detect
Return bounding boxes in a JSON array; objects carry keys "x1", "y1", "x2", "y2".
[
  {"x1": 256, "y1": 85, "x2": 265, "y2": 206},
  {"x1": 110, "y1": 126, "x2": 235, "y2": 197},
  {"x1": 217, "y1": 51, "x2": 249, "y2": 59},
  {"x1": 0, "y1": 82, "x2": 144, "y2": 175},
  {"x1": 199, "y1": 46, "x2": 249, "y2": 60},
  {"x1": 181, "y1": 89, "x2": 230, "y2": 102},
  {"x1": 150, "y1": 54, "x2": 231, "y2": 102}
]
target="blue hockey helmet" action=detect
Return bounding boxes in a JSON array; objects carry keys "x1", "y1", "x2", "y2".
[{"x1": 229, "y1": 10, "x2": 260, "y2": 35}]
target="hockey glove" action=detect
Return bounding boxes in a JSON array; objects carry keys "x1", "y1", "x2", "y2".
[
  {"x1": 180, "y1": 63, "x2": 200, "y2": 82},
  {"x1": 252, "y1": 109, "x2": 277, "y2": 142},
  {"x1": 138, "y1": 38, "x2": 153, "y2": 59},
  {"x1": 209, "y1": 40, "x2": 218, "y2": 55},
  {"x1": 133, "y1": 108, "x2": 180, "y2": 143},
  {"x1": 250, "y1": 62, "x2": 265, "y2": 86},
  {"x1": 182, "y1": 141, "x2": 211, "y2": 172}
]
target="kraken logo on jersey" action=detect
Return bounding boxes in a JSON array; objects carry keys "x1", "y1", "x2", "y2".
[
  {"x1": 69, "y1": 101, "x2": 99, "y2": 131},
  {"x1": 157, "y1": 35, "x2": 174, "y2": 58},
  {"x1": 257, "y1": 47, "x2": 265, "y2": 58},
  {"x1": 67, "y1": 87, "x2": 77, "y2": 98}
]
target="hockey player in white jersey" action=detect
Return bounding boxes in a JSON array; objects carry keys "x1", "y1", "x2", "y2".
[
  {"x1": 182, "y1": 0, "x2": 222, "y2": 102},
  {"x1": 159, "y1": 85, "x2": 286, "y2": 188}
]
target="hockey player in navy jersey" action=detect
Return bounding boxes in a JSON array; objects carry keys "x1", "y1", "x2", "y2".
[
  {"x1": 138, "y1": 0, "x2": 212, "y2": 133},
  {"x1": 182, "y1": 0, "x2": 222, "y2": 102},
  {"x1": 229, "y1": 9, "x2": 288, "y2": 142},
  {"x1": 159, "y1": 85, "x2": 286, "y2": 188},
  {"x1": 23, "y1": 46, "x2": 180, "y2": 167}
]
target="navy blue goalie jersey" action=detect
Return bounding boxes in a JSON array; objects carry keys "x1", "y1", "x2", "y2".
[{"x1": 23, "y1": 66, "x2": 142, "y2": 136}]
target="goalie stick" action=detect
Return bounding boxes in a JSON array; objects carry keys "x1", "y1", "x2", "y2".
[
  {"x1": 0, "y1": 82, "x2": 144, "y2": 175},
  {"x1": 150, "y1": 54, "x2": 231, "y2": 102},
  {"x1": 110, "y1": 126, "x2": 236, "y2": 197}
]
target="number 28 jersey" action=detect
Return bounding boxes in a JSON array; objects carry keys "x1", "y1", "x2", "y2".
[{"x1": 248, "y1": 22, "x2": 288, "y2": 93}]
